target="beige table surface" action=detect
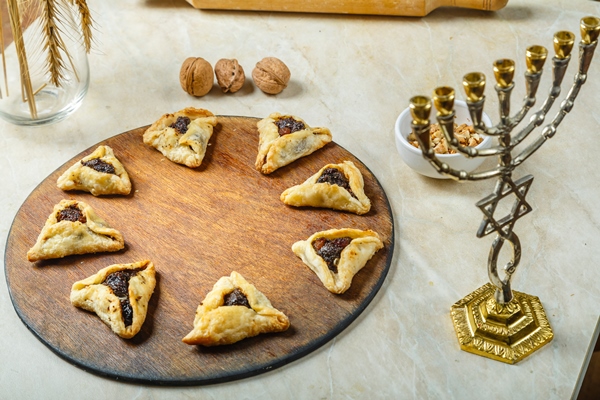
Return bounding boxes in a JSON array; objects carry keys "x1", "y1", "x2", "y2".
[{"x1": 2, "y1": 0, "x2": 600, "y2": 398}]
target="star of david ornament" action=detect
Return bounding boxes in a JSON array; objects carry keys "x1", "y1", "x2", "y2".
[{"x1": 476, "y1": 175, "x2": 534, "y2": 238}]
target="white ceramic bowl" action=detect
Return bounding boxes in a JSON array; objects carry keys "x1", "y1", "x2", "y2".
[{"x1": 394, "y1": 100, "x2": 493, "y2": 179}]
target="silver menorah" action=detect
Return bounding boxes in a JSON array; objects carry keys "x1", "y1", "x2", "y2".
[{"x1": 409, "y1": 16, "x2": 600, "y2": 364}]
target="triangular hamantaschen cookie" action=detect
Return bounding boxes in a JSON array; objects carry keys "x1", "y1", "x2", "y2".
[
  {"x1": 70, "y1": 260, "x2": 156, "y2": 338},
  {"x1": 255, "y1": 113, "x2": 332, "y2": 174},
  {"x1": 27, "y1": 199, "x2": 124, "y2": 262},
  {"x1": 57, "y1": 145, "x2": 132, "y2": 196},
  {"x1": 280, "y1": 160, "x2": 371, "y2": 215},
  {"x1": 292, "y1": 228, "x2": 383, "y2": 294},
  {"x1": 182, "y1": 271, "x2": 290, "y2": 346}
]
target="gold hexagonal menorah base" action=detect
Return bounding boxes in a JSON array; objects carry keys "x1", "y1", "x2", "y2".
[{"x1": 450, "y1": 283, "x2": 554, "y2": 364}]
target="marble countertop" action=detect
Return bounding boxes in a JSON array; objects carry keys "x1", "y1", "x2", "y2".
[{"x1": 2, "y1": 0, "x2": 600, "y2": 398}]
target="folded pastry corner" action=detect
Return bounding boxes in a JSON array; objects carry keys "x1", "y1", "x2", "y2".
[
  {"x1": 57, "y1": 145, "x2": 131, "y2": 196},
  {"x1": 143, "y1": 107, "x2": 218, "y2": 168},
  {"x1": 255, "y1": 113, "x2": 332, "y2": 174},
  {"x1": 182, "y1": 271, "x2": 290, "y2": 346},
  {"x1": 27, "y1": 199, "x2": 124, "y2": 262},
  {"x1": 70, "y1": 260, "x2": 156, "y2": 339},
  {"x1": 280, "y1": 160, "x2": 371, "y2": 215},
  {"x1": 292, "y1": 228, "x2": 383, "y2": 294}
]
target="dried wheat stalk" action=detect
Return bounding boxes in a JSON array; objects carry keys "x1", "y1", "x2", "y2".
[
  {"x1": 7, "y1": 0, "x2": 37, "y2": 118},
  {"x1": 69, "y1": 0, "x2": 92, "y2": 53},
  {"x1": 2, "y1": 0, "x2": 93, "y2": 118},
  {"x1": 41, "y1": 0, "x2": 68, "y2": 86},
  {"x1": 0, "y1": 7, "x2": 6, "y2": 98}
]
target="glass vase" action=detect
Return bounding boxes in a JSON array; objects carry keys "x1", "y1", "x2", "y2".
[{"x1": 0, "y1": 3, "x2": 90, "y2": 126}]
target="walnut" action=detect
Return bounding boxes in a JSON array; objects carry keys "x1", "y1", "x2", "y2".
[
  {"x1": 252, "y1": 57, "x2": 290, "y2": 95},
  {"x1": 179, "y1": 57, "x2": 214, "y2": 97},
  {"x1": 214, "y1": 59, "x2": 245, "y2": 93}
]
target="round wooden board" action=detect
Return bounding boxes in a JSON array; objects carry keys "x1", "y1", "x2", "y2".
[{"x1": 4, "y1": 116, "x2": 394, "y2": 385}]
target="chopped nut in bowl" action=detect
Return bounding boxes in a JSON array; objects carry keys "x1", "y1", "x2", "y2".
[{"x1": 394, "y1": 100, "x2": 493, "y2": 179}]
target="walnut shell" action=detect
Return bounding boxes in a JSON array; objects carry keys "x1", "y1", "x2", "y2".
[
  {"x1": 214, "y1": 59, "x2": 245, "y2": 93},
  {"x1": 252, "y1": 57, "x2": 290, "y2": 95},
  {"x1": 179, "y1": 57, "x2": 214, "y2": 97}
]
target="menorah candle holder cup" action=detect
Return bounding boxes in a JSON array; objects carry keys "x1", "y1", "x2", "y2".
[{"x1": 407, "y1": 16, "x2": 600, "y2": 364}]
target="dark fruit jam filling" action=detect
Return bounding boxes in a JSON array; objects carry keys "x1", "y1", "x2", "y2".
[
  {"x1": 57, "y1": 205, "x2": 86, "y2": 223},
  {"x1": 223, "y1": 288, "x2": 251, "y2": 308},
  {"x1": 276, "y1": 117, "x2": 305, "y2": 136},
  {"x1": 81, "y1": 158, "x2": 116, "y2": 174},
  {"x1": 170, "y1": 116, "x2": 191, "y2": 134},
  {"x1": 312, "y1": 236, "x2": 353, "y2": 273},
  {"x1": 316, "y1": 168, "x2": 356, "y2": 198},
  {"x1": 103, "y1": 269, "x2": 143, "y2": 327}
]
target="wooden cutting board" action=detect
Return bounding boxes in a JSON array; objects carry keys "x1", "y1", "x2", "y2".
[
  {"x1": 185, "y1": 0, "x2": 509, "y2": 17},
  {"x1": 4, "y1": 116, "x2": 394, "y2": 385}
]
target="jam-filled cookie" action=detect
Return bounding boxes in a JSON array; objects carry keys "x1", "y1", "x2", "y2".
[
  {"x1": 70, "y1": 260, "x2": 156, "y2": 339},
  {"x1": 255, "y1": 113, "x2": 332, "y2": 174},
  {"x1": 57, "y1": 145, "x2": 132, "y2": 196},
  {"x1": 280, "y1": 161, "x2": 371, "y2": 215},
  {"x1": 292, "y1": 228, "x2": 383, "y2": 294},
  {"x1": 182, "y1": 271, "x2": 290, "y2": 346},
  {"x1": 27, "y1": 199, "x2": 124, "y2": 262},
  {"x1": 143, "y1": 107, "x2": 218, "y2": 168}
]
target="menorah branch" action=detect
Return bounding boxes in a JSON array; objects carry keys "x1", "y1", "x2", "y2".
[
  {"x1": 466, "y1": 98, "x2": 504, "y2": 137},
  {"x1": 512, "y1": 40, "x2": 599, "y2": 167},
  {"x1": 505, "y1": 71, "x2": 542, "y2": 130},
  {"x1": 437, "y1": 113, "x2": 505, "y2": 158},
  {"x1": 496, "y1": 83, "x2": 513, "y2": 125},
  {"x1": 410, "y1": 122, "x2": 505, "y2": 181}
]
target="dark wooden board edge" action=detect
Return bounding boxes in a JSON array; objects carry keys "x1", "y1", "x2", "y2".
[{"x1": 3, "y1": 119, "x2": 395, "y2": 385}]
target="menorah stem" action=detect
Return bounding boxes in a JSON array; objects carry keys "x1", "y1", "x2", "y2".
[
  {"x1": 438, "y1": 113, "x2": 476, "y2": 158},
  {"x1": 467, "y1": 98, "x2": 504, "y2": 137},
  {"x1": 466, "y1": 98, "x2": 485, "y2": 129},
  {"x1": 496, "y1": 83, "x2": 514, "y2": 125},
  {"x1": 579, "y1": 38, "x2": 599, "y2": 74},
  {"x1": 488, "y1": 228, "x2": 522, "y2": 304},
  {"x1": 507, "y1": 71, "x2": 542, "y2": 130},
  {"x1": 498, "y1": 133, "x2": 512, "y2": 171},
  {"x1": 545, "y1": 56, "x2": 572, "y2": 113}
]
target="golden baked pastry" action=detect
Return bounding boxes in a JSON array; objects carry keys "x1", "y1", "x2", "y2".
[
  {"x1": 255, "y1": 113, "x2": 332, "y2": 174},
  {"x1": 27, "y1": 199, "x2": 124, "y2": 262},
  {"x1": 280, "y1": 161, "x2": 371, "y2": 215},
  {"x1": 292, "y1": 228, "x2": 383, "y2": 294},
  {"x1": 143, "y1": 107, "x2": 218, "y2": 168},
  {"x1": 56, "y1": 145, "x2": 131, "y2": 196},
  {"x1": 70, "y1": 260, "x2": 156, "y2": 339},
  {"x1": 182, "y1": 271, "x2": 290, "y2": 346}
]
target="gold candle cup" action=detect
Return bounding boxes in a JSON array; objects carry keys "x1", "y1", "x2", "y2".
[
  {"x1": 554, "y1": 31, "x2": 575, "y2": 59},
  {"x1": 525, "y1": 45, "x2": 548, "y2": 74},
  {"x1": 409, "y1": 96, "x2": 432, "y2": 125},
  {"x1": 581, "y1": 16, "x2": 600, "y2": 44},
  {"x1": 493, "y1": 59, "x2": 515, "y2": 88},
  {"x1": 463, "y1": 72, "x2": 486, "y2": 102},
  {"x1": 433, "y1": 86, "x2": 455, "y2": 116}
]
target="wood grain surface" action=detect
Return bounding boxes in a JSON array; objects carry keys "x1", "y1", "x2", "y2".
[
  {"x1": 4, "y1": 116, "x2": 394, "y2": 385},
  {"x1": 186, "y1": 0, "x2": 509, "y2": 16}
]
